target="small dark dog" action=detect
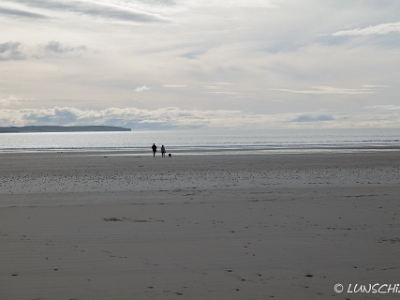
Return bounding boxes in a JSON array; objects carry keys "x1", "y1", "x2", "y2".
[{"x1": 168, "y1": 153, "x2": 172, "y2": 157}]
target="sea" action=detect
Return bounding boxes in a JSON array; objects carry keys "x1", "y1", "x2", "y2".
[{"x1": 0, "y1": 128, "x2": 399, "y2": 155}]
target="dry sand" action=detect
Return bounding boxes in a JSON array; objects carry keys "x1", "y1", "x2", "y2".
[{"x1": 0, "y1": 151, "x2": 399, "y2": 299}]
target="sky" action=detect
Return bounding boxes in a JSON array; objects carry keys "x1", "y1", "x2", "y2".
[{"x1": 0, "y1": 0, "x2": 399, "y2": 130}]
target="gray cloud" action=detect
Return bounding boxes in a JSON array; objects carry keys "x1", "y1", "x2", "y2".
[
  {"x1": 0, "y1": 106, "x2": 263, "y2": 128},
  {"x1": 0, "y1": 41, "x2": 87, "y2": 61},
  {"x1": 182, "y1": 49, "x2": 208, "y2": 59},
  {"x1": 0, "y1": 6, "x2": 47, "y2": 19},
  {"x1": 38, "y1": 41, "x2": 87, "y2": 59},
  {"x1": 8, "y1": 0, "x2": 167, "y2": 23},
  {"x1": 0, "y1": 42, "x2": 26, "y2": 61},
  {"x1": 0, "y1": 106, "x2": 398, "y2": 129},
  {"x1": 291, "y1": 114, "x2": 335, "y2": 123}
]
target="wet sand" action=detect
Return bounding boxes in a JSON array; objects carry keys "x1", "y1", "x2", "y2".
[{"x1": 0, "y1": 151, "x2": 399, "y2": 299}]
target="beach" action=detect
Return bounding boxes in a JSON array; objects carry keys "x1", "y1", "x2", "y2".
[{"x1": 1, "y1": 150, "x2": 399, "y2": 299}]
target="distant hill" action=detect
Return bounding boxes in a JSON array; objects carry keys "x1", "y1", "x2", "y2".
[{"x1": 0, "y1": 126, "x2": 131, "y2": 133}]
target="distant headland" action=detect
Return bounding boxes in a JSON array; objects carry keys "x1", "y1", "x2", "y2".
[{"x1": 0, "y1": 126, "x2": 131, "y2": 133}]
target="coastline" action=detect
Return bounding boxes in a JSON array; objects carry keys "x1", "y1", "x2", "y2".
[
  {"x1": 1, "y1": 151, "x2": 399, "y2": 299},
  {"x1": 0, "y1": 125, "x2": 131, "y2": 133},
  {"x1": 0, "y1": 144, "x2": 399, "y2": 156}
]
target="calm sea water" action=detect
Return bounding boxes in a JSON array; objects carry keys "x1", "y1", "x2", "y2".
[{"x1": 0, "y1": 128, "x2": 399, "y2": 153}]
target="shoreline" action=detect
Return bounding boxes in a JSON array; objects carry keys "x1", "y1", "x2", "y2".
[{"x1": 0, "y1": 144, "x2": 400, "y2": 156}]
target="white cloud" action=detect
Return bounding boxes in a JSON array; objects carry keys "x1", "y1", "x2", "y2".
[
  {"x1": 0, "y1": 95, "x2": 26, "y2": 106},
  {"x1": 216, "y1": 82, "x2": 233, "y2": 86},
  {"x1": 184, "y1": 0, "x2": 280, "y2": 8},
  {"x1": 272, "y1": 86, "x2": 376, "y2": 95},
  {"x1": 162, "y1": 85, "x2": 186, "y2": 88},
  {"x1": 134, "y1": 85, "x2": 150, "y2": 92},
  {"x1": 1, "y1": 0, "x2": 399, "y2": 129},
  {"x1": 332, "y1": 22, "x2": 400, "y2": 36},
  {"x1": 364, "y1": 105, "x2": 400, "y2": 111},
  {"x1": 203, "y1": 92, "x2": 239, "y2": 95},
  {"x1": 362, "y1": 85, "x2": 389, "y2": 88}
]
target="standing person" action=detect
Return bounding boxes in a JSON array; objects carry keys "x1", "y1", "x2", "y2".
[
  {"x1": 161, "y1": 145, "x2": 166, "y2": 158},
  {"x1": 152, "y1": 143, "x2": 157, "y2": 157}
]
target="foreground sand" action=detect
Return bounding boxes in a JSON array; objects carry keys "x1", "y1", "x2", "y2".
[{"x1": 0, "y1": 151, "x2": 399, "y2": 300}]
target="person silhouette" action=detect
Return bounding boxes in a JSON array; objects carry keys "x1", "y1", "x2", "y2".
[
  {"x1": 161, "y1": 145, "x2": 166, "y2": 158},
  {"x1": 151, "y1": 143, "x2": 157, "y2": 157}
]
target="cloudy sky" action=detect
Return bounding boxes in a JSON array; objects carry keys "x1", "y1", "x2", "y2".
[{"x1": 0, "y1": 0, "x2": 399, "y2": 129}]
